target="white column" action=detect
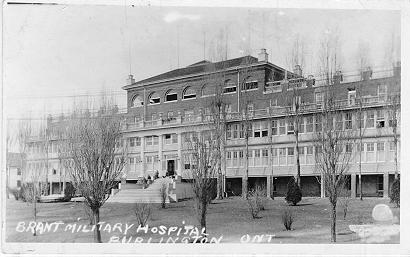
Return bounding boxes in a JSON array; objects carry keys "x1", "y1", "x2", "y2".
[
  {"x1": 383, "y1": 172, "x2": 389, "y2": 198},
  {"x1": 158, "y1": 134, "x2": 163, "y2": 176},
  {"x1": 320, "y1": 173, "x2": 325, "y2": 198},
  {"x1": 177, "y1": 132, "x2": 183, "y2": 178},
  {"x1": 351, "y1": 174, "x2": 356, "y2": 198},
  {"x1": 141, "y1": 137, "x2": 145, "y2": 178}
]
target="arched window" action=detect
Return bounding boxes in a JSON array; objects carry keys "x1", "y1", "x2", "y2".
[
  {"x1": 165, "y1": 89, "x2": 178, "y2": 102},
  {"x1": 148, "y1": 92, "x2": 160, "y2": 105},
  {"x1": 182, "y1": 86, "x2": 196, "y2": 100},
  {"x1": 242, "y1": 76, "x2": 258, "y2": 91},
  {"x1": 131, "y1": 95, "x2": 144, "y2": 107},
  {"x1": 223, "y1": 79, "x2": 237, "y2": 94},
  {"x1": 201, "y1": 84, "x2": 215, "y2": 97}
]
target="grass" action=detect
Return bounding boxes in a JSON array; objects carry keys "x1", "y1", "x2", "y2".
[{"x1": 5, "y1": 197, "x2": 399, "y2": 243}]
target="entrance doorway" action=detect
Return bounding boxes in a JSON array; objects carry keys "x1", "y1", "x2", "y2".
[{"x1": 167, "y1": 160, "x2": 175, "y2": 177}]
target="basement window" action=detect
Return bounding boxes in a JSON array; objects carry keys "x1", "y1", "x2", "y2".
[{"x1": 183, "y1": 87, "x2": 196, "y2": 100}]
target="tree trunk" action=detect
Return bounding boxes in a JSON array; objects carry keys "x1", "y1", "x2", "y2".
[
  {"x1": 33, "y1": 186, "x2": 37, "y2": 236},
  {"x1": 200, "y1": 201, "x2": 207, "y2": 234},
  {"x1": 295, "y1": 129, "x2": 301, "y2": 187},
  {"x1": 359, "y1": 126, "x2": 363, "y2": 200},
  {"x1": 331, "y1": 202, "x2": 337, "y2": 243},
  {"x1": 242, "y1": 134, "x2": 249, "y2": 199},
  {"x1": 394, "y1": 138, "x2": 398, "y2": 179},
  {"x1": 92, "y1": 208, "x2": 102, "y2": 243}
]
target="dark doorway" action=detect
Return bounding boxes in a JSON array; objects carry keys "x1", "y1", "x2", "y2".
[{"x1": 167, "y1": 160, "x2": 175, "y2": 176}]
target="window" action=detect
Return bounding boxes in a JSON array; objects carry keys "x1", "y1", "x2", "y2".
[
  {"x1": 164, "y1": 134, "x2": 177, "y2": 145},
  {"x1": 279, "y1": 119, "x2": 286, "y2": 135},
  {"x1": 226, "y1": 125, "x2": 232, "y2": 139},
  {"x1": 262, "y1": 149, "x2": 268, "y2": 165},
  {"x1": 345, "y1": 144, "x2": 353, "y2": 153},
  {"x1": 336, "y1": 114, "x2": 343, "y2": 131},
  {"x1": 17, "y1": 180, "x2": 21, "y2": 187},
  {"x1": 223, "y1": 80, "x2": 237, "y2": 94},
  {"x1": 357, "y1": 111, "x2": 364, "y2": 129},
  {"x1": 357, "y1": 143, "x2": 365, "y2": 152},
  {"x1": 306, "y1": 116, "x2": 313, "y2": 133},
  {"x1": 232, "y1": 124, "x2": 238, "y2": 139},
  {"x1": 307, "y1": 146, "x2": 313, "y2": 155},
  {"x1": 52, "y1": 169, "x2": 57, "y2": 175},
  {"x1": 270, "y1": 99, "x2": 278, "y2": 107},
  {"x1": 378, "y1": 84, "x2": 387, "y2": 97},
  {"x1": 132, "y1": 95, "x2": 144, "y2": 107},
  {"x1": 165, "y1": 89, "x2": 178, "y2": 102},
  {"x1": 376, "y1": 110, "x2": 385, "y2": 128},
  {"x1": 148, "y1": 92, "x2": 160, "y2": 105},
  {"x1": 247, "y1": 103, "x2": 254, "y2": 115},
  {"x1": 145, "y1": 136, "x2": 159, "y2": 146},
  {"x1": 287, "y1": 121, "x2": 294, "y2": 135},
  {"x1": 367, "y1": 143, "x2": 374, "y2": 152},
  {"x1": 389, "y1": 141, "x2": 396, "y2": 151},
  {"x1": 345, "y1": 113, "x2": 352, "y2": 130},
  {"x1": 183, "y1": 86, "x2": 196, "y2": 99},
  {"x1": 201, "y1": 84, "x2": 215, "y2": 97},
  {"x1": 315, "y1": 92, "x2": 323, "y2": 105},
  {"x1": 315, "y1": 115, "x2": 322, "y2": 132},
  {"x1": 17, "y1": 168, "x2": 21, "y2": 175},
  {"x1": 348, "y1": 90, "x2": 356, "y2": 106},
  {"x1": 298, "y1": 118, "x2": 305, "y2": 133},
  {"x1": 129, "y1": 137, "x2": 141, "y2": 147},
  {"x1": 298, "y1": 146, "x2": 305, "y2": 155},
  {"x1": 242, "y1": 80, "x2": 258, "y2": 91},
  {"x1": 254, "y1": 121, "x2": 268, "y2": 137},
  {"x1": 366, "y1": 111, "x2": 375, "y2": 128},
  {"x1": 272, "y1": 120, "x2": 278, "y2": 135},
  {"x1": 377, "y1": 142, "x2": 384, "y2": 151},
  {"x1": 287, "y1": 147, "x2": 294, "y2": 156}
]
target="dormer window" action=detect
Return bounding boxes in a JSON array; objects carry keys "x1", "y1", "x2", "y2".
[
  {"x1": 148, "y1": 92, "x2": 160, "y2": 105},
  {"x1": 183, "y1": 86, "x2": 196, "y2": 100}
]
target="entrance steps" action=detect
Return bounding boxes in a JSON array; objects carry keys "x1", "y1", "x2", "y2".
[{"x1": 107, "y1": 177, "x2": 177, "y2": 204}]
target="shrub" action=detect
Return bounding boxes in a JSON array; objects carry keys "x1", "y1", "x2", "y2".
[
  {"x1": 254, "y1": 185, "x2": 266, "y2": 211},
  {"x1": 159, "y1": 182, "x2": 168, "y2": 209},
  {"x1": 390, "y1": 178, "x2": 400, "y2": 207},
  {"x1": 135, "y1": 203, "x2": 152, "y2": 226},
  {"x1": 281, "y1": 208, "x2": 295, "y2": 230},
  {"x1": 10, "y1": 188, "x2": 21, "y2": 200},
  {"x1": 285, "y1": 177, "x2": 302, "y2": 206},
  {"x1": 246, "y1": 189, "x2": 262, "y2": 219},
  {"x1": 64, "y1": 183, "x2": 76, "y2": 201},
  {"x1": 20, "y1": 183, "x2": 38, "y2": 202}
]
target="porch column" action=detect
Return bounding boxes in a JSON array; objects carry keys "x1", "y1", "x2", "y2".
[
  {"x1": 158, "y1": 134, "x2": 163, "y2": 176},
  {"x1": 383, "y1": 172, "x2": 389, "y2": 198},
  {"x1": 266, "y1": 175, "x2": 273, "y2": 199},
  {"x1": 177, "y1": 132, "x2": 183, "y2": 179},
  {"x1": 141, "y1": 137, "x2": 145, "y2": 178},
  {"x1": 350, "y1": 174, "x2": 356, "y2": 198},
  {"x1": 320, "y1": 173, "x2": 325, "y2": 198}
]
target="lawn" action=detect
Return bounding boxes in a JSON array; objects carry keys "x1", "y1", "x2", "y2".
[{"x1": 5, "y1": 196, "x2": 399, "y2": 243}]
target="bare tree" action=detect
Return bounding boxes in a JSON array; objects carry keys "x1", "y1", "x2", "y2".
[
  {"x1": 314, "y1": 97, "x2": 355, "y2": 243},
  {"x1": 185, "y1": 131, "x2": 218, "y2": 233},
  {"x1": 64, "y1": 105, "x2": 127, "y2": 243},
  {"x1": 17, "y1": 120, "x2": 41, "y2": 236},
  {"x1": 387, "y1": 94, "x2": 400, "y2": 179},
  {"x1": 238, "y1": 56, "x2": 255, "y2": 199}
]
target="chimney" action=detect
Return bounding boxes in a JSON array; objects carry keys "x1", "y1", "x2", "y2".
[
  {"x1": 127, "y1": 74, "x2": 135, "y2": 85},
  {"x1": 333, "y1": 70, "x2": 343, "y2": 84},
  {"x1": 361, "y1": 66, "x2": 373, "y2": 81},
  {"x1": 258, "y1": 48, "x2": 268, "y2": 62},
  {"x1": 293, "y1": 65, "x2": 302, "y2": 77},
  {"x1": 393, "y1": 61, "x2": 401, "y2": 77}
]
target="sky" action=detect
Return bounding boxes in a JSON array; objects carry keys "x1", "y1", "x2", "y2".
[{"x1": 3, "y1": 3, "x2": 401, "y2": 125}]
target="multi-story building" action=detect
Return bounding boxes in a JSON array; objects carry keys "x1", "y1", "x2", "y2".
[
  {"x1": 22, "y1": 49, "x2": 400, "y2": 198},
  {"x1": 121, "y1": 49, "x2": 401, "y2": 198}
]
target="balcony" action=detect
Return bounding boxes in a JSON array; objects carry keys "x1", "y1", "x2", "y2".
[{"x1": 122, "y1": 94, "x2": 399, "y2": 132}]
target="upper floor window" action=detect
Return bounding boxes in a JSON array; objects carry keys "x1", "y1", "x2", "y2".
[
  {"x1": 201, "y1": 84, "x2": 215, "y2": 97},
  {"x1": 223, "y1": 80, "x2": 237, "y2": 94},
  {"x1": 146, "y1": 136, "x2": 159, "y2": 146},
  {"x1": 165, "y1": 89, "x2": 178, "y2": 102},
  {"x1": 348, "y1": 90, "x2": 356, "y2": 106},
  {"x1": 253, "y1": 121, "x2": 268, "y2": 137},
  {"x1": 376, "y1": 110, "x2": 385, "y2": 128},
  {"x1": 242, "y1": 79, "x2": 258, "y2": 91},
  {"x1": 164, "y1": 134, "x2": 178, "y2": 145},
  {"x1": 129, "y1": 137, "x2": 141, "y2": 147},
  {"x1": 183, "y1": 86, "x2": 196, "y2": 100},
  {"x1": 366, "y1": 111, "x2": 375, "y2": 128},
  {"x1": 148, "y1": 92, "x2": 160, "y2": 105},
  {"x1": 132, "y1": 95, "x2": 144, "y2": 107}
]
